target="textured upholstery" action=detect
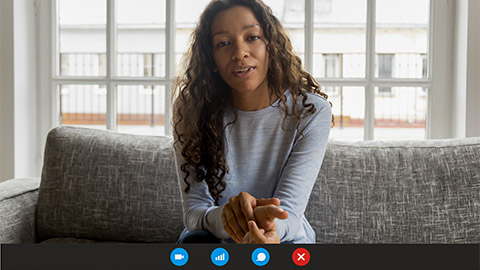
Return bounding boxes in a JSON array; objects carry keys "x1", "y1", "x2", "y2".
[
  {"x1": 4, "y1": 126, "x2": 479, "y2": 244},
  {"x1": 40, "y1": 237, "x2": 125, "y2": 244},
  {"x1": 0, "y1": 178, "x2": 40, "y2": 243},
  {"x1": 306, "y1": 139, "x2": 480, "y2": 243},
  {"x1": 36, "y1": 126, "x2": 183, "y2": 243}
]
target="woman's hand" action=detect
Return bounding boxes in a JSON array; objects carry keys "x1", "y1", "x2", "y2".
[
  {"x1": 242, "y1": 205, "x2": 289, "y2": 244},
  {"x1": 253, "y1": 204, "x2": 289, "y2": 232},
  {"x1": 222, "y1": 192, "x2": 280, "y2": 243}
]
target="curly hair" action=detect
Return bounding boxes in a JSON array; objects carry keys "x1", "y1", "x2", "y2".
[{"x1": 173, "y1": 0, "x2": 334, "y2": 206}]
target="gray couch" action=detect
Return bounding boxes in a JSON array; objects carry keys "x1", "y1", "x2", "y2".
[{"x1": 1, "y1": 126, "x2": 479, "y2": 244}]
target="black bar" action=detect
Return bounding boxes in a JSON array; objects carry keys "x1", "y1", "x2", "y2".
[{"x1": 2, "y1": 244, "x2": 479, "y2": 270}]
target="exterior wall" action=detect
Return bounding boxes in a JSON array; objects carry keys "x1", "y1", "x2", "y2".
[{"x1": 58, "y1": 26, "x2": 428, "y2": 128}]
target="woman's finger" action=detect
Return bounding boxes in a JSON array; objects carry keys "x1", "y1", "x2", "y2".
[
  {"x1": 253, "y1": 205, "x2": 289, "y2": 231},
  {"x1": 230, "y1": 196, "x2": 249, "y2": 234},
  {"x1": 224, "y1": 205, "x2": 245, "y2": 241},
  {"x1": 255, "y1": 197, "x2": 281, "y2": 207},
  {"x1": 242, "y1": 231, "x2": 251, "y2": 243},
  {"x1": 222, "y1": 212, "x2": 241, "y2": 243},
  {"x1": 248, "y1": 220, "x2": 267, "y2": 243},
  {"x1": 256, "y1": 205, "x2": 289, "y2": 221},
  {"x1": 238, "y1": 192, "x2": 256, "y2": 229}
]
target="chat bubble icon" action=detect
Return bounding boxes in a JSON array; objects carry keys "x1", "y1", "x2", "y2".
[{"x1": 256, "y1": 252, "x2": 266, "y2": 262}]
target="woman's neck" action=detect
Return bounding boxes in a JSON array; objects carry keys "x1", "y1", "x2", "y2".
[{"x1": 232, "y1": 83, "x2": 279, "y2": 111}]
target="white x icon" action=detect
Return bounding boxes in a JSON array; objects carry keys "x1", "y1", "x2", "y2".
[{"x1": 297, "y1": 253, "x2": 305, "y2": 261}]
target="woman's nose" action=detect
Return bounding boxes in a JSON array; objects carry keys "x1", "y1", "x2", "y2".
[{"x1": 232, "y1": 42, "x2": 250, "y2": 61}]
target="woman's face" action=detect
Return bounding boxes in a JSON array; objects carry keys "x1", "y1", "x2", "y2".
[{"x1": 211, "y1": 6, "x2": 269, "y2": 96}]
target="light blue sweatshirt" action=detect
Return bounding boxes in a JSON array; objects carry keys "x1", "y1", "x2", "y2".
[{"x1": 174, "y1": 89, "x2": 332, "y2": 243}]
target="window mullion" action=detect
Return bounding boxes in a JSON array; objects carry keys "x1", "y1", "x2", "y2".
[
  {"x1": 364, "y1": 0, "x2": 376, "y2": 140},
  {"x1": 426, "y1": 0, "x2": 434, "y2": 139},
  {"x1": 304, "y1": 0, "x2": 314, "y2": 73},
  {"x1": 164, "y1": 0, "x2": 175, "y2": 136},
  {"x1": 52, "y1": 1, "x2": 60, "y2": 126},
  {"x1": 106, "y1": 0, "x2": 117, "y2": 131}
]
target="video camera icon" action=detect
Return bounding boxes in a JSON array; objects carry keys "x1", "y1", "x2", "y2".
[{"x1": 170, "y1": 248, "x2": 189, "y2": 266}]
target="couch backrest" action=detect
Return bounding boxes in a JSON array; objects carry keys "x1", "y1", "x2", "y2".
[
  {"x1": 37, "y1": 126, "x2": 480, "y2": 243},
  {"x1": 306, "y1": 138, "x2": 480, "y2": 243},
  {"x1": 37, "y1": 126, "x2": 183, "y2": 243}
]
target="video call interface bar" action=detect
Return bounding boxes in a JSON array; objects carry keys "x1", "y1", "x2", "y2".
[{"x1": 2, "y1": 244, "x2": 480, "y2": 269}]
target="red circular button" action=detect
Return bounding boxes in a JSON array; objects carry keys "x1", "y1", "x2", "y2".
[{"x1": 292, "y1": 248, "x2": 310, "y2": 266}]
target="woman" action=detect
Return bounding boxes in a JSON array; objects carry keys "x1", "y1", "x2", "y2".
[{"x1": 173, "y1": 0, "x2": 334, "y2": 244}]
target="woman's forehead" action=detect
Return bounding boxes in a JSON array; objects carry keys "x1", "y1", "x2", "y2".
[{"x1": 211, "y1": 6, "x2": 261, "y2": 35}]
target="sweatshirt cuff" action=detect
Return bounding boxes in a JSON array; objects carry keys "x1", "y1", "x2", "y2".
[
  {"x1": 275, "y1": 218, "x2": 288, "y2": 242},
  {"x1": 204, "y1": 204, "x2": 230, "y2": 239}
]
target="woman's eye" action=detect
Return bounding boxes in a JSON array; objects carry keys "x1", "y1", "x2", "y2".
[
  {"x1": 217, "y1": 41, "x2": 229, "y2": 47},
  {"x1": 249, "y1": 36, "x2": 260, "y2": 41}
]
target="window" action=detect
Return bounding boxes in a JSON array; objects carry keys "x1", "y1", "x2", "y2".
[
  {"x1": 421, "y1": 53, "x2": 427, "y2": 79},
  {"x1": 311, "y1": 0, "x2": 430, "y2": 140},
  {"x1": 377, "y1": 54, "x2": 393, "y2": 94},
  {"x1": 55, "y1": 0, "x2": 170, "y2": 136},
  {"x1": 47, "y1": 0, "x2": 433, "y2": 140},
  {"x1": 324, "y1": 54, "x2": 342, "y2": 78},
  {"x1": 322, "y1": 54, "x2": 342, "y2": 96}
]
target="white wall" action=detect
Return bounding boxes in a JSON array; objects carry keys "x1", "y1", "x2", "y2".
[
  {"x1": 36, "y1": 0, "x2": 54, "y2": 177},
  {"x1": 465, "y1": 0, "x2": 480, "y2": 137},
  {"x1": 0, "y1": 0, "x2": 38, "y2": 182},
  {"x1": 452, "y1": 0, "x2": 468, "y2": 138},
  {"x1": 14, "y1": 0, "x2": 38, "y2": 179},
  {"x1": 452, "y1": 0, "x2": 480, "y2": 138},
  {"x1": 0, "y1": 0, "x2": 15, "y2": 182}
]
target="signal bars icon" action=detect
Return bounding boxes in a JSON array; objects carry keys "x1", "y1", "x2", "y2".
[
  {"x1": 211, "y1": 248, "x2": 229, "y2": 266},
  {"x1": 215, "y1": 253, "x2": 226, "y2": 261}
]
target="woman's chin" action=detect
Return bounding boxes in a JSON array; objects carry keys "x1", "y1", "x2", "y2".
[{"x1": 230, "y1": 84, "x2": 267, "y2": 96}]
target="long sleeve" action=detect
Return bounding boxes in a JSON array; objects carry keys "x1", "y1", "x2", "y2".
[
  {"x1": 174, "y1": 90, "x2": 332, "y2": 243},
  {"x1": 173, "y1": 147, "x2": 230, "y2": 239},
  {"x1": 273, "y1": 99, "x2": 332, "y2": 242}
]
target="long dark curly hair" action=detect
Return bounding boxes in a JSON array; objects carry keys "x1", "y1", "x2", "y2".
[{"x1": 173, "y1": 0, "x2": 334, "y2": 206}]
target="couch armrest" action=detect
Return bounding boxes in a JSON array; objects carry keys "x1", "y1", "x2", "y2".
[{"x1": 0, "y1": 178, "x2": 40, "y2": 243}]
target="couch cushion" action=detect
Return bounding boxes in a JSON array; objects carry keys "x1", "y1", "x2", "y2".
[
  {"x1": 40, "y1": 237, "x2": 126, "y2": 244},
  {"x1": 37, "y1": 126, "x2": 183, "y2": 243},
  {"x1": 307, "y1": 137, "x2": 480, "y2": 243},
  {"x1": 0, "y1": 178, "x2": 40, "y2": 243}
]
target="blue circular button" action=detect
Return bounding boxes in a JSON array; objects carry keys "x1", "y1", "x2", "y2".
[
  {"x1": 211, "y1": 247, "x2": 229, "y2": 266},
  {"x1": 170, "y1": 247, "x2": 189, "y2": 266},
  {"x1": 251, "y1": 247, "x2": 270, "y2": 266}
]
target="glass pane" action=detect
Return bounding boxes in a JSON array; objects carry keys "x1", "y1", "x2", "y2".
[
  {"x1": 117, "y1": 85, "x2": 166, "y2": 136},
  {"x1": 325, "y1": 86, "x2": 365, "y2": 141},
  {"x1": 376, "y1": 0, "x2": 429, "y2": 79},
  {"x1": 263, "y1": 0, "x2": 305, "y2": 63},
  {"x1": 175, "y1": 0, "x2": 211, "y2": 74},
  {"x1": 117, "y1": 0, "x2": 166, "y2": 77},
  {"x1": 374, "y1": 87, "x2": 427, "y2": 140},
  {"x1": 58, "y1": 0, "x2": 106, "y2": 76},
  {"x1": 313, "y1": 0, "x2": 367, "y2": 78},
  {"x1": 60, "y1": 84, "x2": 107, "y2": 129}
]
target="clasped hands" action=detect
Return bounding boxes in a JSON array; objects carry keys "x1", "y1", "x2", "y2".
[{"x1": 221, "y1": 192, "x2": 288, "y2": 244}]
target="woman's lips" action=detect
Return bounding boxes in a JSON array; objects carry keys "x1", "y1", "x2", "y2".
[{"x1": 232, "y1": 67, "x2": 256, "y2": 78}]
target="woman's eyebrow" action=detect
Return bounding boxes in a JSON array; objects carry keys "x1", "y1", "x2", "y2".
[
  {"x1": 243, "y1": 23, "x2": 260, "y2": 30},
  {"x1": 212, "y1": 24, "x2": 261, "y2": 38}
]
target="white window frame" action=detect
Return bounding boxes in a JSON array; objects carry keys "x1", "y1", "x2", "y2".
[
  {"x1": 36, "y1": 0, "x2": 453, "y2": 157},
  {"x1": 43, "y1": 0, "x2": 175, "y2": 135},
  {"x1": 305, "y1": 0, "x2": 438, "y2": 140}
]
